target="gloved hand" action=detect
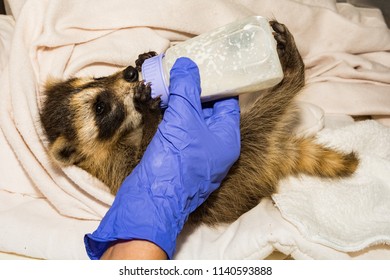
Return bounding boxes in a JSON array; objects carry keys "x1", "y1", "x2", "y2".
[{"x1": 84, "y1": 57, "x2": 241, "y2": 259}]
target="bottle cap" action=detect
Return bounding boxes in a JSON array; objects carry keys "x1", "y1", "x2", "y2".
[{"x1": 141, "y1": 54, "x2": 169, "y2": 108}]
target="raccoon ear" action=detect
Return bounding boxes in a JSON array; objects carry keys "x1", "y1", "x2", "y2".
[
  {"x1": 49, "y1": 135, "x2": 81, "y2": 165},
  {"x1": 44, "y1": 77, "x2": 63, "y2": 92}
]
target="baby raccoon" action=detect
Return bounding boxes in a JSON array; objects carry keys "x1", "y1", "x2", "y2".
[{"x1": 41, "y1": 21, "x2": 359, "y2": 226}]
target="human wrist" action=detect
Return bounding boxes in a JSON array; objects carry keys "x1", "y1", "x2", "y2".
[
  {"x1": 101, "y1": 240, "x2": 167, "y2": 260},
  {"x1": 85, "y1": 179, "x2": 186, "y2": 259}
]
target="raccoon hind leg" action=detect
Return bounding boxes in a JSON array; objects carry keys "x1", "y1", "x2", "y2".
[
  {"x1": 241, "y1": 20, "x2": 304, "y2": 144},
  {"x1": 269, "y1": 20, "x2": 305, "y2": 95}
]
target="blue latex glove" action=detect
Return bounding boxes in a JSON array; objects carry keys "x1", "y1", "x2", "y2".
[{"x1": 84, "y1": 57, "x2": 240, "y2": 259}]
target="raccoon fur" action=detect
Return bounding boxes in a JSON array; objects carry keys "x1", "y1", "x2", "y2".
[{"x1": 40, "y1": 21, "x2": 359, "y2": 226}]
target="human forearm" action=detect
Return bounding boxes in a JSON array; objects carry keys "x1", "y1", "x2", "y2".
[{"x1": 100, "y1": 240, "x2": 167, "y2": 260}]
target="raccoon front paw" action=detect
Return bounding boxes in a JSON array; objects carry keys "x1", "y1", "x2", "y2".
[
  {"x1": 135, "y1": 51, "x2": 158, "y2": 72},
  {"x1": 134, "y1": 81, "x2": 161, "y2": 113},
  {"x1": 270, "y1": 21, "x2": 304, "y2": 75}
]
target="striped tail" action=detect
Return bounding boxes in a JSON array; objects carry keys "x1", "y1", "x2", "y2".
[{"x1": 288, "y1": 136, "x2": 359, "y2": 178}]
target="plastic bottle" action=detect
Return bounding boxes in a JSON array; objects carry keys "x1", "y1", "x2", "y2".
[{"x1": 141, "y1": 16, "x2": 283, "y2": 108}]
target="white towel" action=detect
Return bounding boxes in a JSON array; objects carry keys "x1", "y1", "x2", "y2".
[{"x1": 273, "y1": 120, "x2": 390, "y2": 252}]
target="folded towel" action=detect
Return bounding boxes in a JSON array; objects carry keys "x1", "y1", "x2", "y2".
[{"x1": 273, "y1": 120, "x2": 390, "y2": 252}]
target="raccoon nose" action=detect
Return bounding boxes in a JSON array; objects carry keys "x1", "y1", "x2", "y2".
[{"x1": 123, "y1": 66, "x2": 139, "y2": 82}]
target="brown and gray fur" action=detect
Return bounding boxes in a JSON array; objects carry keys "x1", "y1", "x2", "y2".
[{"x1": 40, "y1": 21, "x2": 359, "y2": 226}]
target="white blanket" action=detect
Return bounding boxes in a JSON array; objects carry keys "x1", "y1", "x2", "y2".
[
  {"x1": 1, "y1": 0, "x2": 390, "y2": 259},
  {"x1": 274, "y1": 120, "x2": 390, "y2": 253}
]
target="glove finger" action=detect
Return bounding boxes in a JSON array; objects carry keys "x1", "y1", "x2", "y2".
[
  {"x1": 211, "y1": 97, "x2": 240, "y2": 119},
  {"x1": 206, "y1": 97, "x2": 241, "y2": 162},
  {"x1": 201, "y1": 104, "x2": 214, "y2": 120},
  {"x1": 159, "y1": 58, "x2": 206, "y2": 149},
  {"x1": 206, "y1": 97, "x2": 240, "y2": 131},
  {"x1": 167, "y1": 57, "x2": 203, "y2": 119}
]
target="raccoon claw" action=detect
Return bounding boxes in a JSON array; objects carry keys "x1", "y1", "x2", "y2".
[
  {"x1": 134, "y1": 81, "x2": 161, "y2": 112},
  {"x1": 135, "y1": 51, "x2": 158, "y2": 72},
  {"x1": 270, "y1": 21, "x2": 288, "y2": 58},
  {"x1": 134, "y1": 81, "x2": 151, "y2": 102},
  {"x1": 270, "y1": 20, "x2": 286, "y2": 34}
]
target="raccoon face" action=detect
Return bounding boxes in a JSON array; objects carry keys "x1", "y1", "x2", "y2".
[{"x1": 41, "y1": 66, "x2": 143, "y2": 166}]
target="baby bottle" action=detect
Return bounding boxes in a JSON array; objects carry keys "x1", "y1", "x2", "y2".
[{"x1": 141, "y1": 16, "x2": 283, "y2": 107}]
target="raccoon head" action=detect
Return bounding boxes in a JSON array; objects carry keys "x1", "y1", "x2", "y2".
[{"x1": 41, "y1": 66, "x2": 143, "y2": 166}]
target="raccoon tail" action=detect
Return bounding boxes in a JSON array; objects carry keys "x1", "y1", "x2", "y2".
[{"x1": 286, "y1": 136, "x2": 359, "y2": 178}]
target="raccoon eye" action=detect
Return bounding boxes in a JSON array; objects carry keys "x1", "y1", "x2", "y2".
[{"x1": 95, "y1": 101, "x2": 106, "y2": 115}]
